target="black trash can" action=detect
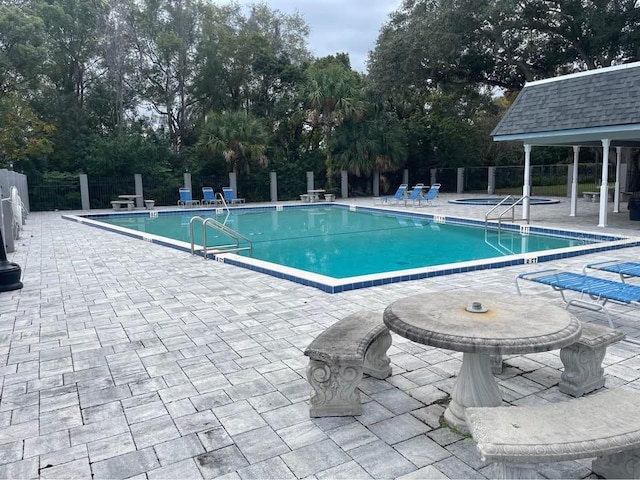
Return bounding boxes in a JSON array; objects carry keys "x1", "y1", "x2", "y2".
[{"x1": 629, "y1": 197, "x2": 640, "y2": 221}]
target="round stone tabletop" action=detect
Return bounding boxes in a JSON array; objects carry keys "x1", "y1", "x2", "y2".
[{"x1": 383, "y1": 291, "x2": 581, "y2": 355}]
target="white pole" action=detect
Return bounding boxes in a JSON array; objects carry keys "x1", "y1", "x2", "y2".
[
  {"x1": 598, "y1": 139, "x2": 610, "y2": 227},
  {"x1": 614, "y1": 147, "x2": 621, "y2": 213},
  {"x1": 522, "y1": 144, "x2": 531, "y2": 221},
  {"x1": 570, "y1": 146, "x2": 579, "y2": 217}
]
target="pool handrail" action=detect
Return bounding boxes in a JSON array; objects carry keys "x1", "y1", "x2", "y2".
[
  {"x1": 189, "y1": 215, "x2": 252, "y2": 258},
  {"x1": 485, "y1": 195, "x2": 529, "y2": 232}
]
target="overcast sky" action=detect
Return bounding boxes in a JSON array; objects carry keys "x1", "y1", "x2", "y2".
[{"x1": 220, "y1": 0, "x2": 403, "y2": 72}]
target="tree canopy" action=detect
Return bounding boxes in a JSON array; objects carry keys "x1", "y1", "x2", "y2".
[{"x1": 1, "y1": 0, "x2": 637, "y2": 205}]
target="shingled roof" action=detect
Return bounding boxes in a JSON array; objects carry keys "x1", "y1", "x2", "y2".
[{"x1": 492, "y1": 62, "x2": 640, "y2": 147}]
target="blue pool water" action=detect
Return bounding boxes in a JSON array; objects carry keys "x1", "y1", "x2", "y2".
[{"x1": 89, "y1": 206, "x2": 595, "y2": 279}]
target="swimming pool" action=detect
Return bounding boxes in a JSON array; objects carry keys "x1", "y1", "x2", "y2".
[{"x1": 64, "y1": 204, "x2": 639, "y2": 293}]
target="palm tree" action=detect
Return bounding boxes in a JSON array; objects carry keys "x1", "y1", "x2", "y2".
[
  {"x1": 333, "y1": 110, "x2": 407, "y2": 178},
  {"x1": 301, "y1": 60, "x2": 364, "y2": 187},
  {"x1": 197, "y1": 110, "x2": 270, "y2": 180}
]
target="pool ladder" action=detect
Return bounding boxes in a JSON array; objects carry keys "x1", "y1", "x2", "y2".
[
  {"x1": 484, "y1": 195, "x2": 530, "y2": 233},
  {"x1": 189, "y1": 216, "x2": 252, "y2": 259}
]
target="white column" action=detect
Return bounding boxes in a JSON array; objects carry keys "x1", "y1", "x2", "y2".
[
  {"x1": 614, "y1": 147, "x2": 621, "y2": 213},
  {"x1": 598, "y1": 139, "x2": 610, "y2": 228},
  {"x1": 522, "y1": 144, "x2": 531, "y2": 221},
  {"x1": 570, "y1": 146, "x2": 579, "y2": 217}
]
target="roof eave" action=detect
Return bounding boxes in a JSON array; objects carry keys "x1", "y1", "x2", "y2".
[{"x1": 493, "y1": 124, "x2": 640, "y2": 146}]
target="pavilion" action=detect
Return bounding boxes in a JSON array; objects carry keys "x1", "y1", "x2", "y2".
[{"x1": 492, "y1": 61, "x2": 640, "y2": 227}]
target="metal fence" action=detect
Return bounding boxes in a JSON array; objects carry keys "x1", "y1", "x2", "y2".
[{"x1": 21, "y1": 162, "x2": 625, "y2": 211}]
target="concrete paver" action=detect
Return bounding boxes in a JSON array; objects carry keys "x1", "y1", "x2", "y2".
[{"x1": 3, "y1": 194, "x2": 640, "y2": 478}]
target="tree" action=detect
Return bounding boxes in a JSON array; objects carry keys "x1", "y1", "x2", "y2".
[
  {"x1": 129, "y1": 0, "x2": 204, "y2": 154},
  {"x1": 193, "y1": 2, "x2": 309, "y2": 119},
  {"x1": 100, "y1": 0, "x2": 138, "y2": 136},
  {"x1": 35, "y1": 0, "x2": 108, "y2": 103},
  {"x1": 300, "y1": 57, "x2": 364, "y2": 187},
  {"x1": 197, "y1": 110, "x2": 270, "y2": 181},
  {"x1": 0, "y1": 4, "x2": 53, "y2": 171},
  {"x1": 369, "y1": 0, "x2": 640, "y2": 93},
  {"x1": 332, "y1": 108, "x2": 407, "y2": 177},
  {"x1": 0, "y1": 96, "x2": 55, "y2": 171},
  {"x1": 0, "y1": 4, "x2": 46, "y2": 98}
]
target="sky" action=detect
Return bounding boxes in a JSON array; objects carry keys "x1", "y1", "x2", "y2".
[{"x1": 221, "y1": 0, "x2": 403, "y2": 72}]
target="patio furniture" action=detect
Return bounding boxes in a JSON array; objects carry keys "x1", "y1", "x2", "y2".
[
  {"x1": 178, "y1": 188, "x2": 200, "y2": 208},
  {"x1": 559, "y1": 322, "x2": 625, "y2": 397},
  {"x1": 110, "y1": 200, "x2": 134, "y2": 211},
  {"x1": 583, "y1": 191, "x2": 600, "y2": 202},
  {"x1": 307, "y1": 189, "x2": 325, "y2": 202},
  {"x1": 418, "y1": 183, "x2": 441, "y2": 206},
  {"x1": 584, "y1": 259, "x2": 640, "y2": 283},
  {"x1": 404, "y1": 183, "x2": 424, "y2": 206},
  {"x1": 383, "y1": 291, "x2": 581, "y2": 433},
  {"x1": 304, "y1": 311, "x2": 392, "y2": 417},
  {"x1": 222, "y1": 187, "x2": 244, "y2": 205},
  {"x1": 202, "y1": 187, "x2": 221, "y2": 206},
  {"x1": 465, "y1": 388, "x2": 640, "y2": 479},
  {"x1": 375, "y1": 184, "x2": 408, "y2": 205},
  {"x1": 515, "y1": 268, "x2": 640, "y2": 330}
]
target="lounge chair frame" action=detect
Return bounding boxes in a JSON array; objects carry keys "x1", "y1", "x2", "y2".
[
  {"x1": 404, "y1": 183, "x2": 424, "y2": 206},
  {"x1": 375, "y1": 184, "x2": 408, "y2": 205},
  {"x1": 178, "y1": 188, "x2": 200, "y2": 208},
  {"x1": 515, "y1": 268, "x2": 640, "y2": 332},
  {"x1": 583, "y1": 260, "x2": 640, "y2": 283},
  {"x1": 418, "y1": 183, "x2": 441, "y2": 206},
  {"x1": 202, "y1": 187, "x2": 222, "y2": 206},
  {"x1": 222, "y1": 187, "x2": 245, "y2": 205}
]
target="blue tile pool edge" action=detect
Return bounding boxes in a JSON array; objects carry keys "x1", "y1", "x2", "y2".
[{"x1": 62, "y1": 204, "x2": 640, "y2": 294}]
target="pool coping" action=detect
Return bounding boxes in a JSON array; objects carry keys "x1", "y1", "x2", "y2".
[{"x1": 62, "y1": 203, "x2": 640, "y2": 293}]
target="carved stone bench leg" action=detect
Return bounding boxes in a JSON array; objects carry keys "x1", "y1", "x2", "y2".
[
  {"x1": 306, "y1": 360, "x2": 363, "y2": 417},
  {"x1": 592, "y1": 449, "x2": 640, "y2": 479},
  {"x1": 492, "y1": 463, "x2": 538, "y2": 479},
  {"x1": 559, "y1": 343, "x2": 606, "y2": 397},
  {"x1": 363, "y1": 329, "x2": 392, "y2": 379}
]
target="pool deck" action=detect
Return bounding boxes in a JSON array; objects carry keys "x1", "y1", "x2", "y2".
[{"x1": 3, "y1": 193, "x2": 640, "y2": 479}]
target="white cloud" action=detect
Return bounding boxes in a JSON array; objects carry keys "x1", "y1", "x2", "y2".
[{"x1": 216, "y1": 0, "x2": 401, "y2": 72}]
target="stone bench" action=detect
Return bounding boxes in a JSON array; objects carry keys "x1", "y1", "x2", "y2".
[
  {"x1": 304, "y1": 311, "x2": 392, "y2": 417},
  {"x1": 144, "y1": 199, "x2": 155, "y2": 210},
  {"x1": 583, "y1": 191, "x2": 600, "y2": 202},
  {"x1": 465, "y1": 389, "x2": 640, "y2": 479},
  {"x1": 491, "y1": 322, "x2": 624, "y2": 397},
  {"x1": 110, "y1": 200, "x2": 134, "y2": 210},
  {"x1": 559, "y1": 322, "x2": 624, "y2": 397}
]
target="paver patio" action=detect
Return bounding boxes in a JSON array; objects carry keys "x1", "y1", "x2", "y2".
[{"x1": 2, "y1": 193, "x2": 640, "y2": 479}]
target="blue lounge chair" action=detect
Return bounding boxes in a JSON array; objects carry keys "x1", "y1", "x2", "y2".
[
  {"x1": 376, "y1": 184, "x2": 408, "y2": 205},
  {"x1": 404, "y1": 184, "x2": 424, "y2": 206},
  {"x1": 418, "y1": 183, "x2": 441, "y2": 206},
  {"x1": 515, "y1": 268, "x2": 640, "y2": 330},
  {"x1": 584, "y1": 260, "x2": 640, "y2": 283},
  {"x1": 202, "y1": 187, "x2": 221, "y2": 206},
  {"x1": 222, "y1": 187, "x2": 245, "y2": 205},
  {"x1": 178, "y1": 188, "x2": 200, "y2": 208}
]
